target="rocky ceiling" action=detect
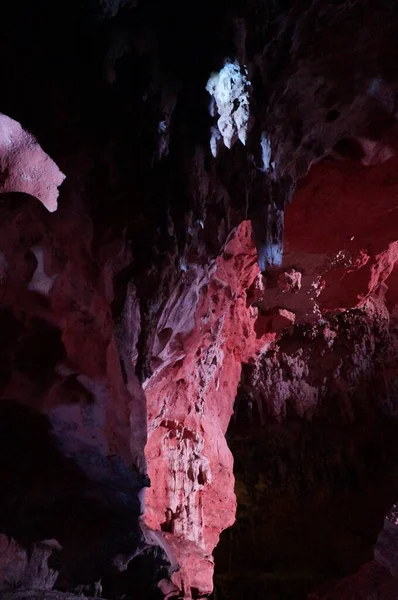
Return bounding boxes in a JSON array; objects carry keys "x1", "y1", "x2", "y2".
[{"x1": 2, "y1": 1, "x2": 398, "y2": 599}]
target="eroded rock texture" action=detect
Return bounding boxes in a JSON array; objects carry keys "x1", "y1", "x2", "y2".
[
  {"x1": 214, "y1": 157, "x2": 398, "y2": 598},
  {"x1": 2, "y1": 1, "x2": 398, "y2": 599}
]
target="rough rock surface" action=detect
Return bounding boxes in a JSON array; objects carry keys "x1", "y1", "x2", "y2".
[
  {"x1": 214, "y1": 155, "x2": 398, "y2": 598},
  {"x1": 0, "y1": 114, "x2": 65, "y2": 212},
  {"x1": 144, "y1": 222, "x2": 273, "y2": 594},
  {"x1": 308, "y1": 562, "x2": 398, "y2": 600},
  {"x1": 3, "y1": 1, "x2": 398, "y2": 600}
]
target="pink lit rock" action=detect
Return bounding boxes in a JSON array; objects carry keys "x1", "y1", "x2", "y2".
[
  {"x1": 0, "y1": 114, "x2": 65, "y2": 212},
  {"x1": 144, "y1": 221, "x2": 276, "y2": 596},
  {"x1": 255, "y1": 307, "x2": 296, "y2": 337},
  {"x1": 277, "y1": 268, "x2": 302, "y2": 293}
]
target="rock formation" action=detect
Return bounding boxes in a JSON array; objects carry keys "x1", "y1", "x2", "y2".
[{"x1": 2, "y1": 1, "x2": 398, "y2": 599}]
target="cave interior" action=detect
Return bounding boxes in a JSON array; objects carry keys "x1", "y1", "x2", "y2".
[{"x1": 2, "y1": 1, "x2": 398, "y2": 599}]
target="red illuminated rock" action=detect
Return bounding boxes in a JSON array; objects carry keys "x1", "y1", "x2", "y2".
[
  {"x1": 144, "y1": 221, "x2": 275, "y2": 594},
  {"x1": 254, "y1": 307, "x2": 295, "y2": 337},
  {"x1": 260, "y1": 156, "x2": 398, "y2": 325},
  {"x1": 3, "y1": 3, "x2": 398, "y2": 599}
]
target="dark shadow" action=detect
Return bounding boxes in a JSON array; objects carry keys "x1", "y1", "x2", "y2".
[{"x1": 0, "y1": 399, "x2": 144, "y2": 590}]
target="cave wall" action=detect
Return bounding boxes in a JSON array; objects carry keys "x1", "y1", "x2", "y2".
[
  {"x1": 2, "y1": 1, "x2": 398, "y2": 599},
  {"x1": 214, "y1": 156, "x2": 398, "y2": 598}
]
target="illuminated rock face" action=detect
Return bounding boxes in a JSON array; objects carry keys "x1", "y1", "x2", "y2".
[
  {"x1": 144, "y1": 222, "x2": 271, "y2": 596},
  {"x1": 139, "y1": 153, "x2": 398, "y2": 599},
  {"x1": 213, "y1": 156, "x2": 398, "y2": 599},
  {"x1": 143, "y1": 152, "x2": 398, "y2": 598},
  {"x1": 4, "y1": 1, "x2": 398, "y2": 600},
  {"x1": 0, "y1": 114, "x2": 65, "y2": 212}
]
